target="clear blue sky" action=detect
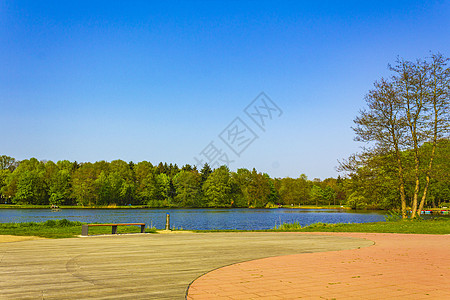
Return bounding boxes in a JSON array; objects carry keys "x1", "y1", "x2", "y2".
[{"x1": 1, "y1": 0, "x2": 449, "y2": 179}]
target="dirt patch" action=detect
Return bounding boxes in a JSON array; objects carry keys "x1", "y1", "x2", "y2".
[{"x1": 0, "y1": 235, "x2": 44, "y2": 243}]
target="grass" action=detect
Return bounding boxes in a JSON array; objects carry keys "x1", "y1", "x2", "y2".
[
  {"x1": 0, "y1": 219, "x2": 157, "y2": 238},
  {"x1": 272, "y1": 218, "x2": 450, "y2": 234},
  {"x1": 280, "y1": 205, "x2": 351, "y2": 209},
  {"x1": 2, "y1": 217, "x2": 449, "y2": 239}
]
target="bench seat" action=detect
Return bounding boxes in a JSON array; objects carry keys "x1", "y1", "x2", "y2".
[{"x1": 81, "y1": 223, "x2": 145, "y2": 236}]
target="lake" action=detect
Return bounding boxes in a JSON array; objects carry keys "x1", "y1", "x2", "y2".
[{"x1": 0, "y1": 208, "x2": 386, "y2": 230}]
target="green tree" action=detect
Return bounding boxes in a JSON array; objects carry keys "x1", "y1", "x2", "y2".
[
  {"x1": 202, "y1": 166, "x2": 231, "y2": 207},
  {"x1": 309, "y1": 185, "x2": 323, "y2": 206},
  {"x1": 94, "y1": 171, "x2": 130, "y2": 205},
  {"x1": 428, "y1": 139, "x2": 450, "y2": 207},
  {"x1": 134, "y1": 161, "x2": 155, "y2": 204},
  {"x1": 346, "y1": 191, "x2": 368, "y2": 210},
  {"x1": 182, "y1": 164, "x2": 193, "y2": 171},
  {"x1": 229, "y1": 168, "x2": 252, "y2": 207},
  {"x1": 247, "y1": 168, "x2": 271, "y2": 208},
  {"x1": 417, "y1": 54, "x2": 450, "y2": 214},
  {"x1": 109, "y1": 160, "x2": 135, "y2": 205},
  {"x1": 71, "y1": 163, "x2": 101, "y2": 206},
  {"x1": 2, "y1": 158, "x2": 48, "y2": 205},
  {"x1": 266, "y1": 174, "x2": 280, "y2": 206},
  {"x1": 0, "y1": 155, "x2": 17, "y2": 171},
  {"x1": 0, "y1": 155, "x2": 16, "y2": 202},
  {"x1": 277, "y1": 175, "x2": 311, "y2": 206},
  {"x1": 48, "y1": 169, "x2": 72, "y2": 206},
  {"x1": 349, "y1": 53, "x2": 450, "y2": 218},
  {"x1": 200, "y1": 163, "x2": 212, "y2": 184},
  {"x1": 0, "y1": 169, "x2": 10, "y2": 203},
  {"x1": 322, "y1": 186, "x2": 337, "y2": 206},
  {"x1": 15, "y1": 171, "x2": 47, "y2": 204},
  {"x1": 157, "y1": 173, "x2": 171, "y2": 198},
  {"x1": 172, "y1": 170, "x2": 201, "y2": 207}
]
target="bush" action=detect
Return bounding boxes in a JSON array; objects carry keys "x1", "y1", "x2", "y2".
[
  {"x1": 275, "y1": 222, "x2": 302, "y2": 230},
  {"x1": 43, "y1": 219, "x2": 81, "y2": 227},
  {"x1": 305, "y1": 222, "x2": 339, "y2": 229},
  {"x1": 57, "y1": 219, "x2": 75, "y2": 227},
  {"x1": 384, "y1": 210, "x2": 402, "y2": 222},
  {"x1": 265, "y1": 202, "x2": 276, "y2": 208},
  {"x1": 346, "y1": 192, "x2": 368, "y2": 210},
  {"x1": 44, "y1": 220, "x2": 57, "y2": 227}
]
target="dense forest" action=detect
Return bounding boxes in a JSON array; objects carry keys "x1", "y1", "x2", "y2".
[
  {"x1": 0, "y1": 155, "x2": 343, "y2": 208},
  {"x1": 0, "y1": 140, "x2": 448, "y2": 209}
]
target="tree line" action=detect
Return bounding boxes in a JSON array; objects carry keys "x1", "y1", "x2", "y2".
[
  {"x1": 0, "y1": 156, "x2": 343, "y2": 208},
  {"x1": 1, "y1": 140, "x2": 448, "y2": 209}
]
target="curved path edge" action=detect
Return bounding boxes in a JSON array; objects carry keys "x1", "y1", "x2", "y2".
[
  {"x1": 187, "y1": 232, "x2": 450, "y2": 300},
  {"x1": 0, "y1": 232, "x2": 372, "y2": 299},
  {"x1": 184, "y1": 233, "x2": 375, "y2": 299}
]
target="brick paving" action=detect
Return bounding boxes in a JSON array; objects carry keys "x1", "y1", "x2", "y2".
[{"x1": 187, "y1": 233, "x2": 450, "y2": 299}]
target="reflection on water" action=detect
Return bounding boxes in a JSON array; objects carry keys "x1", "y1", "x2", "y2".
[{"x1": 0, "y1": 208, "x2": 386, "y2": 230}]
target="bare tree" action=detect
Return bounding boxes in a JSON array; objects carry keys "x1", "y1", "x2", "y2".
[
  {"x1": 417, "y1": 53, "x2": 450, "y2": 215},
  {"x1": 352, "y1": 79, "x2": 409, "y2": 218},
  {"x1": 390, "y1": 58, "x2": 429, "y2": 218},
  {"x1": 350, "y1": 53, "x2": 450, "y2": 219}
]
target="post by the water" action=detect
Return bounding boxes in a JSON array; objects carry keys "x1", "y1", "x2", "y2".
[{"x1": 165, "y1": 213, "x2": 170, "y2": 231}]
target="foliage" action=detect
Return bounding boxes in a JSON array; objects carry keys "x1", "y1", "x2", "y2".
[
  {"x1": 0, "y1": 155, "x2": 17, "y2": 171},
  {"x1": 275, "y1": 221, "x2": 302, "y2": 230},
  {"x1": 346, "y1": 192, "x2": 368, "y2": 210},
  {"x1": 246, "y1": 169, "x2": 271, "y2": 208},
  {"x1": 202, "y1": 166, "x2": 231, "y2": 207},
  {"x1": 173, "y1": 170, "x2": 201, "y2": 207},
  {"x1": 384, "y1": 209, "x2": 403, "y2": 222},
  {"x1": 1, "y1": 143, "x2": 448, "y2": 210}
]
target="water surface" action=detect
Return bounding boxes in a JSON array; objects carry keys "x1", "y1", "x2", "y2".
[{"x1": 0, "y1": 208, "x2": 386, "y2": 230}]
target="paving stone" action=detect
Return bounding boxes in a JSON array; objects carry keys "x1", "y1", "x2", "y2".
[
  {"x1": 0, "y1": 232, "x2": 370, "y2": 299},
  {"x1": 187, "y1": 233, "x2": 450, "y2": 299}
]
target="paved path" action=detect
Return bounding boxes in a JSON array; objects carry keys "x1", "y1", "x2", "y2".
[
  {"x1": 187, "y1": 233, "x2": 450, "y2": 299},
  {"x1": 0, "y1": 232, "x2": 371, "y2": 299}
]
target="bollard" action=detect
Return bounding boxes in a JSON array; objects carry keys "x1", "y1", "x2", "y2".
[{"x1": 165, "y1": 213, "x2": 170, "y2": 230}]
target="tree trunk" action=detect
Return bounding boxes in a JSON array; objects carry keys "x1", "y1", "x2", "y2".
[
  {"x1": 418, "y1": 145, "x2": 436, "y2": 214},
  {"x1": 418, "y1": 62, "x2": 443, "y2": 216},
  {"x1": 410, "y1": 175, "x2": 420, "y2": 218},
  {"x1": 396, "y1": 155, "x2": 408, "y2": 219},
  {"x1": 394, "y1": 143, "x2": 408, "y2": 219}
]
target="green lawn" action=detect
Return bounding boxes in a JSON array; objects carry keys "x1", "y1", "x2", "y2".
[
  {"x1": 273, "y1": 218, "x2": 450, "y2": 234},
  {"x1": 1, "y1": 218, "x2": 449, "y2": 238},
  {"x1": 0, "y1": 219, "x2": 157, "y2": 238}
]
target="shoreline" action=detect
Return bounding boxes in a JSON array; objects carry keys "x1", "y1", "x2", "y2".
[
  {"x1": 0, "y1": 204, "x2": 355, "y2": 210},
  {"x1": 1, "y1": 205, "x2": 447, "y2": 213}
]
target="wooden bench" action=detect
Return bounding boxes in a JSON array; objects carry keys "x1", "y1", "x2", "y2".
[{"x1": 81, "y1": 223, "x2": 146, "y2": 236}]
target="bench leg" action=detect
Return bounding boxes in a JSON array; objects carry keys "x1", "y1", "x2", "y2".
[
  {"x1": 81, "y1": 225, "x2": 89, "y2": 236},
  {"x1": 141, "y1": 224, "x2": 145, "y2": 233},
  {"x1": 112, "y1": 225, "x2": 117, "y2": 234}
]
